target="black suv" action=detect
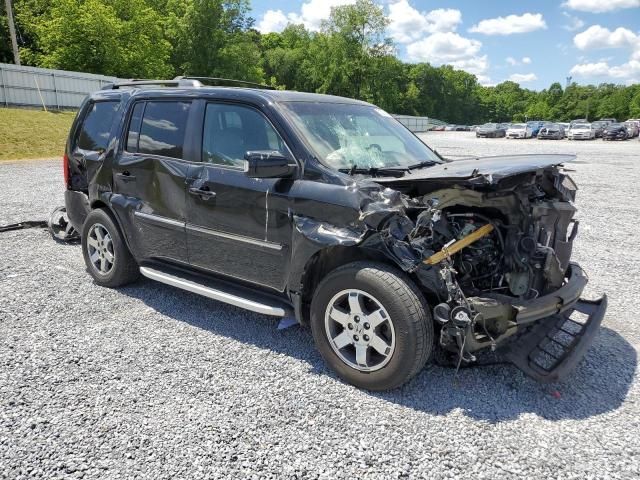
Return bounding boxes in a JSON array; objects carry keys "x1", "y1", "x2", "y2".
[{"x1": 64, "y1": 77, "x2": 606, "y2": 390}]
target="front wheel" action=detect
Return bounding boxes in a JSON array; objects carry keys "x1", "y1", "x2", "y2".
[{"x1": 310, "y1": 261, "x2": 433, "y2": 390}]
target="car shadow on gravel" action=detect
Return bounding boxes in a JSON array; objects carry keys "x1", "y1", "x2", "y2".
[{"x1": 122, "y1": 280, "x2": 636, "y2": 423}]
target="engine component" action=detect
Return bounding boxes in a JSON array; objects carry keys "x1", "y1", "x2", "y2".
[{"x1": 423, "y1": 223, "x2": 495, "y2": 265}]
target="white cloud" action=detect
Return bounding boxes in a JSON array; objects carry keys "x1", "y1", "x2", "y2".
[
  {"x1": 407, "y1": 32, "x2": 481, "y2": 63},
  {"x1": 476, "y1": 75, "x2": 494, "y2": 87},
  {"x1": 508, "y1": 73, "x2": 538, "y2": 83},
  {"x1": 406, "y1": 32, "x2": 489, "y2": 79},
  {"x1": 562, "y1": 0, "x2": 640, "y2": 13},
  {"x1": 469, "y1": 13, "x2": 547, "y2": 35},
  {"x1": 506, "y1": 56, "x2": 532, "y2": 66},
  {"x1": 570, "y1": 60, "x2": 640, "y2": 80},
  {"x1": 257, "y1": 10, "x2": 289, "y2": 33},
  {"x1": 570, "y1": 62, "x2": 610, "y2": 76},
  {"x1": 449, "y1": 55, "x2": 489, "y2": 75},
  {"x1": 260, "y1": 0, "x2": 356, "y2": 32},
  {"x1": 561, "y1": 12, "x2": 584, "y2": 32},
  {"x1": 574, "y1": 25, "x2": 638, "y2": 50},
  {"x1": 387, "y1": 2, "x2": 462, "y2": 43}
]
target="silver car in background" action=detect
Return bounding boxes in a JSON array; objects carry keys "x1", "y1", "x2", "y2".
[{"x1": 568, "y1": 123, "x2": 596, "y2": 140}]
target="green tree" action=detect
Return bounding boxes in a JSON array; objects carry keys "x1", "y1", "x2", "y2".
[
  {"x1": 318, "y1": 0, "x2": 390, "y2": 99},
  {"x1": 171, "y1": 0, "x2": 263, "y2": 81},
  {"x1": 17, "y1": 0, "x2": 172, "y2": 78}
]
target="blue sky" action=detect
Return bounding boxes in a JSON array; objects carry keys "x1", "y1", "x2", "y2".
[{"x1": 250, "y1": 0, "x2": 640, "y2": 90}]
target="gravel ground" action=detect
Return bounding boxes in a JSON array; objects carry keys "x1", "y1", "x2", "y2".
[{"x1": 1, "y1": 133, "x2": 639, "y2": 479}]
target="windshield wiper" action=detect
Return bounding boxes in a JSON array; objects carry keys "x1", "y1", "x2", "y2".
[
  {"x1": 338, "y1": 164, "x2": 407, "y2": 177},
  {"x1": 406, "y1": 159, "x2": 439, "y2": 170}
]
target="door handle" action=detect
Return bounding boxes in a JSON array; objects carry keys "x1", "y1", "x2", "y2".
[
  {"x1": 116, "y1": 171, "x2": 136, "y2": 182},
  {"x1": 189, "y1": 186, "x2": 217, "y2": 200}
]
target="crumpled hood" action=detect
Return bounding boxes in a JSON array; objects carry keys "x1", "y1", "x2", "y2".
[{"x1": 377, "y1": 154, "x2": 575, "y2": 185}]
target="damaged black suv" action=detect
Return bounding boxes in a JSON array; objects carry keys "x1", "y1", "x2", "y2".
[{"x1": 64, "y1": 77, "x2": 607, "y2": 390}]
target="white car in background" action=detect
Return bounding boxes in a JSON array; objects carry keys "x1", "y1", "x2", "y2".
[
  {"x1": 623, "y1": 121, "x2": 639, "y2": 137},
  {"x1": 506, "y1": 123, "x2": 533, "y2": 138},
  {"x1": 567, "y1": 123, "x2": 596, "y2": 140}
]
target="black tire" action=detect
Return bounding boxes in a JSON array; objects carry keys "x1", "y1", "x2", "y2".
[
  {"x1": 310, "y1": 261, "x2": 433, "y2": 390},
  {"x1": 81, "y1": 208, "x2": 139, "y2": 288}
]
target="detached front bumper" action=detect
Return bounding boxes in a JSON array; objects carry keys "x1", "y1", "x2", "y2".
[{"x1": 498, "y1": 263, "x2": 607, "y2": 382}]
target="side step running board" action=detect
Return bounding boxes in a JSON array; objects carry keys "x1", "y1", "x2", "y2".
[{"x1": 139, "y1": 266, "x2": 287, "y2": 317}]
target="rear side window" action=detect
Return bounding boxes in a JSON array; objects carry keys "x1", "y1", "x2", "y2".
[
  {"x1": 77, "y1": 101, "x2": 119, "y2": 152},
  {"x1": 136, "y1": 101, "x2": 191, "y2": 159}
]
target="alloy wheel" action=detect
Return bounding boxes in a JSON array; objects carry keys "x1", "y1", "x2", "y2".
[
  {"x1": 86, "y1": 223, "x2": 115, "y2": 275},
  {"x1": 324, "y1": 289, "x2": 396, "y2": 372}
]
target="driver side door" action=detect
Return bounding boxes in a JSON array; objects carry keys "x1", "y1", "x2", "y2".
[{"x1": 185, "y1": 102, "x2": 295, "y2": 291}]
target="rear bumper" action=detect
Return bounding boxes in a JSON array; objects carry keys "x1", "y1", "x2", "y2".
[{"x1": 64, "y1": 190, "x2": 91, "y2": 230}]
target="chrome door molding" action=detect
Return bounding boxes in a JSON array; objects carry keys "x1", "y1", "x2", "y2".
[{"x1": 185, "y1": 223, "x2": 283, "y2": 251}]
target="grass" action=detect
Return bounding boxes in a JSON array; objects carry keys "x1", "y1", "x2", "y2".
[{"x1": 0, "y1": 108, "x2": 76, "y2": 161}]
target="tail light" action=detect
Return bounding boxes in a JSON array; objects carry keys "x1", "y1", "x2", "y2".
[{"x1": 63, "y1": 153, "x2": 70, "y2": 189}]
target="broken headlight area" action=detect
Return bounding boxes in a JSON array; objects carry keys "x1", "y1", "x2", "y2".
[{"x1": 365, "y1": 166, "x2": 595, "y2": 376}]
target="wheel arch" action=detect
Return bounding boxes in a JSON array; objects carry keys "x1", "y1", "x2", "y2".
[
  {"x1": 294, "y1": 245, "x2": 404, "y2": 325},
  {"x1": 88, "y1": 198, "x2": 136, "y2": 257}
]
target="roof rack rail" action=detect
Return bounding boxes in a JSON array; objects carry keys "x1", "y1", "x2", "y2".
[
  {"x1": 102, "y1": 78, "x2": 203, "y2": 90},
  {"x1": 174, "y1": 76, "x2": 275, "y2": 90}
]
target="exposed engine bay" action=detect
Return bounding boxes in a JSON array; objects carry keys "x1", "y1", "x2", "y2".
[{"x1": 348, "y1": 156, "x2": 593, "y2": 370}]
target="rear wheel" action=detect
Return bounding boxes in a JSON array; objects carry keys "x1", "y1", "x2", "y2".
[
  {"x1": 310, "y1": 261, "x2": 433, "y2": 390},
  {"x1": 81, "y1": 209, "x2": 139, "y2": 288}
]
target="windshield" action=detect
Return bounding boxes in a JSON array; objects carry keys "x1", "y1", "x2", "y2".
[
  {"x1": 481, "y1": 123, "x2": 497, "y2": 128},
  {"x1": 573, "y1": 123, "x2": 590, "y2": 129},
  {"x1": 280, "y1": 102, "x2": 440, "y2": 170},
  {"x1": 510, "y1": 124, "x2": 525, "y2": 129}
]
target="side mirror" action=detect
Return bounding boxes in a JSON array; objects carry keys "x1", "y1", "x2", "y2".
[{"x1": 244, "y1": 150, "x2": 295, "y2": 178}]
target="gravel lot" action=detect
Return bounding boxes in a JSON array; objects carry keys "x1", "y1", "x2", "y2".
[{"x1": 1, "y1": 133, "x2": 639, "y2": 479}]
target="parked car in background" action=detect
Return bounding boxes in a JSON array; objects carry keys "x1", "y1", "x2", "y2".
[
  {"x1": 568, "y1": 123, "x2": 595, "y2": 140},
  {"x1": 444, "y1": 124, "x2": 456, "y2": 131},
  {"x1": 506, "y1": 123, "x2": 533, "y2": 138},
  {"x1": 476, "y1": 123, "x2": 507, "y2": 138},
  {"x1": 623, "y1": 121, "x2": 639, "y2": 138},
  {"x1": 591, "y1": 121, "x2": 608, "y2": 138},
  {"x1": 558, "y1": 123, "x2": 570, "y2": 137},
  {"x1": 538, "y1": 123, "x2": 565, "y2": 140},
  {"x1": 602, "y1": 123, "x2": 629, "y2": 140},
  {"x1": 526, "y1": 121, "x2": 544, "y2": 137}
]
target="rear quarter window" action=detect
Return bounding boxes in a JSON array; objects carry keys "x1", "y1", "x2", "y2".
[{"x1": 76, "y1": 101, "x2": 120, "y2": 152}]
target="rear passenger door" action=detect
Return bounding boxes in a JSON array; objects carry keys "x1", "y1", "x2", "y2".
[
  {"x1": 185, "y1": 102, "x2": 294, "y2": 291},
  {"x1": 111, "y1": 100, "x2": 196, "y2": 264}
]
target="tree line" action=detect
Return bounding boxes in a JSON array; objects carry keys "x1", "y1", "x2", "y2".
[{"x1": 2, "y1": 0, "x2": 640, "y2": 123}]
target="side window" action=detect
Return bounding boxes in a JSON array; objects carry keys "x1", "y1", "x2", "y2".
[
  {"x1": 76, "y1": 101, "x2": 119, "y2": 152},
  {"x1": 126, "y1": 102, "x2": 145, "y2": 152},
  {"x1": 202, "y1": 103, "x2": 287, "y2": 167},
  {"x1": 138, "y1": 101, "x2": 191, "y2": 159}
]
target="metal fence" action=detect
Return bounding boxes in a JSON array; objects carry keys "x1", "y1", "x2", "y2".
[
  {"x1": 0, "y1": 63, "x2": 448, "y2": 133},
  {"x1": 0, "y1": 63, "x2": 122, "y2": 110},
  {"x1": 393, "y1": 115, "x2": 446, "y2": 132}
]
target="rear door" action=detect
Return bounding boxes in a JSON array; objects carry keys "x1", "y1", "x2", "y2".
[
  {"x1": 111, "y1": 99, "x2": 196, "y2": 263},
  {"x1": 185, "y1": 101, "x2": 294, "y2": 291}
]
